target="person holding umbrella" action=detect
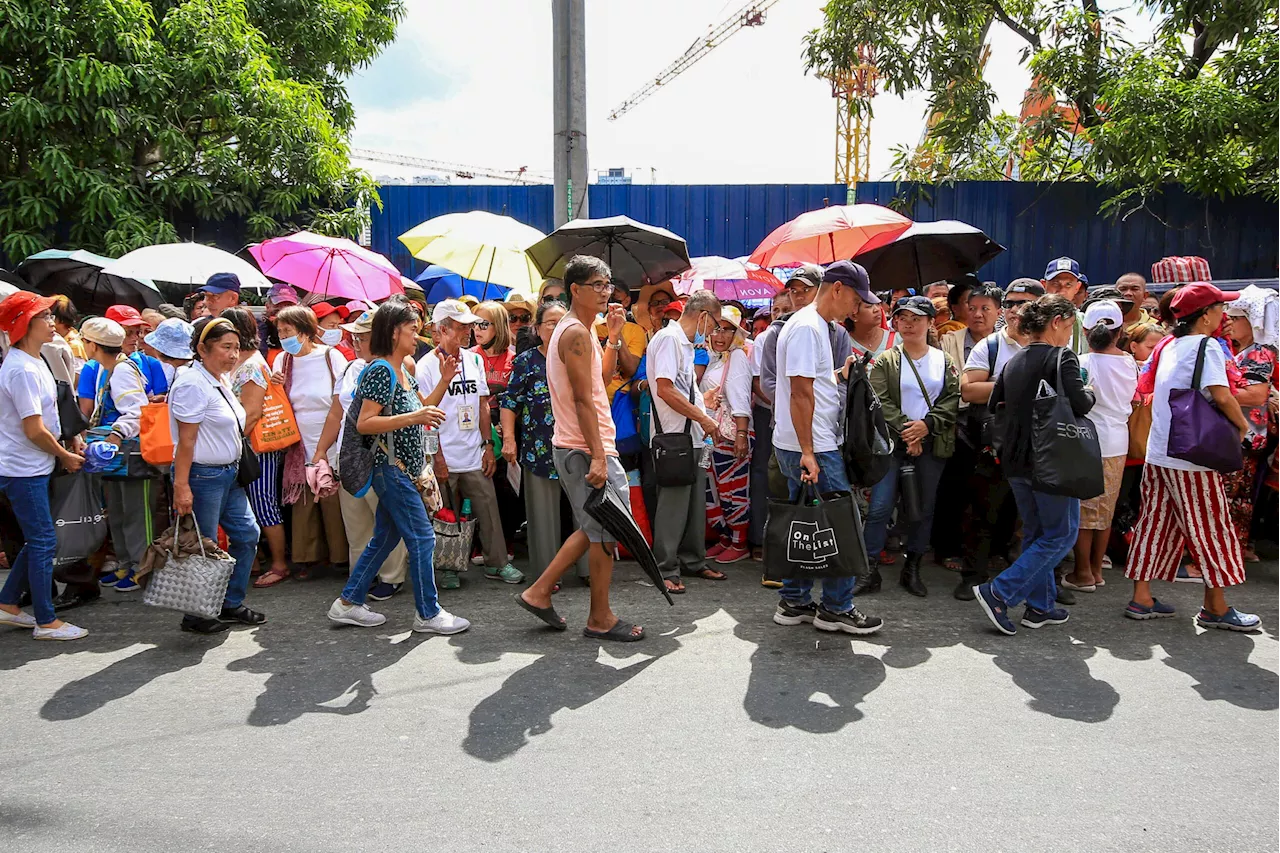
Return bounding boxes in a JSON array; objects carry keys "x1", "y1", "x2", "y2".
[{"x1": 516, "y1": 255, "x2": 643, "y2": 642}]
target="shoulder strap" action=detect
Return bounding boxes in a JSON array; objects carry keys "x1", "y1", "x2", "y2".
[
  {"x1": 987, "y1": 334, "x2": 998, "y2": 369},
  {"x1": 901, "y1": 346, "x2": 934, "y2": 408},
  {"x1": 1053, "y1": 346, "x2": 1068, "y2": 395},
  {"x1": 1191, "y1": 337, "x2": 1210, "y2": 390}
]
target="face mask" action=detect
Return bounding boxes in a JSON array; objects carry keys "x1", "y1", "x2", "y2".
[
  {"x1": 319, "y1": 328, "x2": 343, "y2": 346},
  {"x1": 280, "y1": 335, "x2": 304, "y2": 355}
]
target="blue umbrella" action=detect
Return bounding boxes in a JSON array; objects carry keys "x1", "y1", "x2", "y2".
[{"x1": 414, "y1": 264, "x2": 511, "y2": 303}]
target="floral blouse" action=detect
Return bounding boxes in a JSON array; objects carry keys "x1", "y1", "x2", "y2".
[
  {"x1": 1236, "y1": 343, "x2": 1277, "y2": 450},
  {"x1": 499, "y1": 348, "x2": 557, "y2": 480}
]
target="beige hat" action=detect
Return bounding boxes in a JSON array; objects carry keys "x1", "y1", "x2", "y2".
[
  {"x1": 634, "y1": 281, "x2": 678, "y2": 332},
  {"x1": 81, "y1": 316, "x2": 126, "y2": 348},
  {"x1": 503, "y1": 292, "x2": 535, "y2": 315},
  {"x1": 340, "y1": 308, "x2": 376, "y2": 335}
]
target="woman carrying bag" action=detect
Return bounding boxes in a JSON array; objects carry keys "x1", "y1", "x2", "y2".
[
  {"x1": 169, "y1": 317, "x2": 265, "y2": 634},
  {"x1": 858, "y1": 296, "x2": 960, "y2": 598},
  {"x1": 974, "y1": 295, "x2": 1095, "y2": 635},
  {"x1": 700, "y1": 306, "x2": 755, "y2": 568},
  {"x1": 1124, "y1": 284, "x2": 1259, "y2": 631}
]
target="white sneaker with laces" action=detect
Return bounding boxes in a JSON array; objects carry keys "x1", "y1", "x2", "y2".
[
  {"x1": 413, "y1": 608, "x2": 471, "y2": 635},
  {"x1": 327, "y1": 598, "x2": 387, "y2": 627},
  {"x1": 33, "y1": 622, "x2": 88, "y2": 641},
  {"x1": 0, "y1": 610, "x2": 37, "y2": 629}
]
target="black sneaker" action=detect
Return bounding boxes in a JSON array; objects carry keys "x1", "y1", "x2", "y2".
[
  {"x1": 813, "y1": 606, "x2": 883, "y2": 635},
  {"x1": 181, "y1": 615, "x2": 232, "y2": 635},
  {"x1": 217, "y1": 605, "x2": 267, "y2": 625},
  {"x1": 773, "y1": 600, "x2": 818, "y2": 626}
]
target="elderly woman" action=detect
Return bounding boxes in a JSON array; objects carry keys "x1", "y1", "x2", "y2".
[
  {"x1": 272, "y1": 304, "x2": 350, "y2": 577},
  {"x1": 169, "y1": 317, "x2": 265, "y2": 634},
  {"x1": 143, "y1": 317, "x2": 195, "y2": 386},
  {"x1": 701, "y1": 306, "x2": 754, "y2": 568},
  {"x1": 0, "y1": 293, "x2": 88, "y2": 640}
]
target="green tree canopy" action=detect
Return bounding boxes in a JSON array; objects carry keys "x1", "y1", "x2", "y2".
[
  {"x1": 0, "y1": 0, "x2": 403, "y2": 262},
  {"x1": 805, "y1": 0, "x2": 1278, "y2": 208}
]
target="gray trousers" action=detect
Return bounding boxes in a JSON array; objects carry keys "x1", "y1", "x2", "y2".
[
  {"x1": 523, "y1": 471, "x2": 588, "y2": 578},
  {"x1": 106, "y1": 478, "x2": 154, "y2": 570},
  {"x1": 444, "y1": 470, "x2": 507, "y2": 568},
  {"x1": 653, "y1": 468, "x2": 707, "y2": 579}
]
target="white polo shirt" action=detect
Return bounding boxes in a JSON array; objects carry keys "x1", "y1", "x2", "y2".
[
  {"x1": 169, "y1": 362, "x2": 246, "y2": 466},
  {"x1": 0, "y1": 348, "x2": 60, "y2": 477}
]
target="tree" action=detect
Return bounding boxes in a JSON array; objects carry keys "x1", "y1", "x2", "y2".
[
  {"x1": 804, "y1": 0, "x2": 1278, "y2": 208},
  {"x1": 0, "y1": 0, "x2": 403, "y2": 262}
]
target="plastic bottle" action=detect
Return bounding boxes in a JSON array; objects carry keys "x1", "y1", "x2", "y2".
[
  {"x1": 699, "y1": 435, "x2": 714, "y2": 470},
  {"x1": 424, "y1": 427, "x2": 440, "y2": 456},
  {"x1": 84, "y1": 441, "x2": 118, "y2": 473},
  {"x1": 461, "y1": 498, "x2": 473, "y2": 519}
]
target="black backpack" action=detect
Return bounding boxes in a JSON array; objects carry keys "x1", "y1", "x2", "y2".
[{"x1": 843, "y1": 351, "x2": 894, "y2": 487}]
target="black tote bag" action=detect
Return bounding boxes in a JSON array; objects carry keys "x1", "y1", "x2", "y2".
[
  {"x1": 1029, "y1": 349, "x2": 1104, "y2": 500},
  {"x1": 763, "y1": 484, "x2": 870, "y2": 581}
]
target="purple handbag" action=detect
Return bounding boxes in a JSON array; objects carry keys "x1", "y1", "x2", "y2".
[{"x1": 1166, "y1": 338, "x2": 1243, "y2": 473}]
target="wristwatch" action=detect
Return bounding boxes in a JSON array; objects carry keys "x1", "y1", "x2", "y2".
[
  {"x1": 607, "y1": 338, "x2": 623, "y2": 350},
  {"x1": 481, "y1": 439, "x2": 494, "y2": 447}
]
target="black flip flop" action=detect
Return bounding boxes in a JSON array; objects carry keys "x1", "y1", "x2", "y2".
[
  {"x1": 583, "y1": 620, "x2": 645, "y2": 643},
  {"x1": 515, "y1": 593, "x2": 567, "y2": 631}
]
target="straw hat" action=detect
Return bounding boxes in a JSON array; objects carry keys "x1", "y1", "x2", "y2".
[{"x1": 634, "y1": 281, "x2": 677, "y2": 332}]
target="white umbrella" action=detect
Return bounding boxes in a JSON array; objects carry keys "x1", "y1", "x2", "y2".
[{"x1": 101, "y1": 243, "x2": 272, "y2": 290}]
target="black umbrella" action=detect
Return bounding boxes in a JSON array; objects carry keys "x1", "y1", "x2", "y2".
[
  {"x1": 559, "y1": 450, "x2": 673, "y2": 605},
  {"x1": 853, "y1": 220, "x2": 1005, "y2": 291},
  {"x1": 16, "y1": 249, "x2": 163, "y2": 315},
  {"x1": 526, "y1": 215, "x2": 692, "y2": 288}
]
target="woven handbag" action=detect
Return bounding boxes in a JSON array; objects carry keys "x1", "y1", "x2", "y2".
[
  {"x1": 432, "y1": 516, "x2": 476, "y2": 573},
  {"x1": 142, "y1": 515, "x2": 236, "y2": 618}
]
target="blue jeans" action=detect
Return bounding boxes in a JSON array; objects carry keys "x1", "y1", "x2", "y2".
[
  {"x1": 187, "y1": 463, "x2": 261, "y2": 610},
  {"x1": 863, "y1": 452, "x2": 947, "y2": 559},
  {"x1": 342, "y1": 464, "x2": 440, "y2": 619},
  {"x1": 990, "y1": 477, "x2": 1080, "y2": 611},
  {"x1": 0, "y1": 474, "x2": 57, "y2": 625},
  {"x1": 774, "y1": 448, "x2": 857, "y2": 613}
]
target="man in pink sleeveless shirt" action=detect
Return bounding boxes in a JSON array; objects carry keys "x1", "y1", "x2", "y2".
[{"x1": 517, "y1": 256, "x2": 644, "y2": 642}]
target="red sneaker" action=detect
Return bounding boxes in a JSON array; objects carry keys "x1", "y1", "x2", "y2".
[
  {"x1": 706, "y1": 541, "x2": 729, "y2": 560},
  {"x1": 715, "y1": 545, "x2": 750, "y2": 564}
]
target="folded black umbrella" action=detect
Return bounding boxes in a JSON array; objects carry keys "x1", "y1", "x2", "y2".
[
  {"x1": 853, "y1": 219, "x2": 1004, "y2": 291},
  {"x1": 559, "y1": 449, "x2": 673, "y2": 606}
]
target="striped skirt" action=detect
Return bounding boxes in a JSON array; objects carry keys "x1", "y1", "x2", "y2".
[
  {"x1": 246, "y1": 449, "x2": 284, "y2": 528},
  {"x1": 1124, "y1": 463, "x2": 1245, "y2": 588}
]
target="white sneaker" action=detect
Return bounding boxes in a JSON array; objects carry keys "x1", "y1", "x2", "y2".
[
  {"x1": 0, "y1": 609, "x2": 37, "y2": 629},
  {"x1": 413, "y1": 608, "x2": 470, "y2": 635},
  {"x1": 33, "y1": 622, "x2": 88, "y2": 641},
  {"x1": 327, "y1": 598, "x2": 387, "y2": 627}
]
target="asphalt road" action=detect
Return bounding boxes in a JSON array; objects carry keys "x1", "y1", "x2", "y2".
[{"x1": 1, "y1": 553, "x2": 1276, "y2": 853}]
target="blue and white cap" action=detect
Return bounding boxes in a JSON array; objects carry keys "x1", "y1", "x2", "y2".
[{"x1": 1043, "y1": 257, "x2": 1083, "y2": 281}]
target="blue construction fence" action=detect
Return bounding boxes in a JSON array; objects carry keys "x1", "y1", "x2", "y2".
[{"x1": 370, "y1": 182, "x2": 1279, "y2": 287}]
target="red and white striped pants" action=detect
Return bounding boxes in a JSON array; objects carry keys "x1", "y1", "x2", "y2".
[{"x1": 1125, "y1": 463, "x2": 1245, "y2": 588}]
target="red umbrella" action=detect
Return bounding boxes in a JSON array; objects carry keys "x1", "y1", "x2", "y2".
[{"x1": 749, "y1": 204, "x2": 912, "y2": 268}]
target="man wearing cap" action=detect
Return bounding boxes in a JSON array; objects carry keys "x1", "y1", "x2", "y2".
[
  {"x1": 201, "y1": 272, "x2": 242, "y2": 317},
  {"x1": 418, "y1": 299, "x2": 521, "y2": 587},
  {"x1": 1113, "y1": 274, "x2": 1148, "y2": 326},
  {"x1": 76, "y1": 305, "x2": 168, "y2": 419},
  {"x1": 1041, "y1": 258, "x2": 1089, "y2": 353},
  {"x1": 952, "y1": 278, "x2": 1043, "y2": 599},
  {"x1": 646, "y1": 289, "x2": 723, "y2": 593},
  {"x1": 771, "y1": 260, "x2": 883, "y2": 634}
]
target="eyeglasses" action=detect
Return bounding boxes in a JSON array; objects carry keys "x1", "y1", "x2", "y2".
[
  {"x1": 649, "y1": 299, "x2": 672, "y2": 310},
  {"x1": 474, "y1": 321, "x2": 492, "y2": 330},
  {"x1": 586, "y1": 281, "x2": 614, "y2": 293},
  {"x1": 710, "y1": 326, "x2": 735, "y2": 336},
  {"x1": 509, "y1": 313, "x2": 532, "y2": 324}
]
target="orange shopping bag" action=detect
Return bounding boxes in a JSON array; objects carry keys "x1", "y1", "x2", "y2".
[
  {"x1": 139, "y1": 401, "x2": 174, "y2": 466},
  {"x1": 249, "y1": 382, "x2": 301, "y2": 453}
]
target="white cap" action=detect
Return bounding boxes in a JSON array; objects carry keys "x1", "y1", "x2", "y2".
[
  {"x1": 431, "y1": 298, "x2": 480, "y2": 325},
  {"x1": 1083, "y1": 299, "x2": 1123, "y2": 330}
]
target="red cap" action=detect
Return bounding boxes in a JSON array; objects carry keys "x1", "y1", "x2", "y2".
[
  {"x1": 1170, "y1": 283, "x2": 1238, "y2": 319},
  {"x1": 105, "y1": 305, "x2": 148, "y2": 327},
  {"x1": 0, "y1": 291, "x2": 57, "y2": 343},
  {"x1": 664, "y1": 297, "x2": 686, "y2": 315},
  {"x1": 312, "y1": 302, "x2": 342, "y2": 320}
]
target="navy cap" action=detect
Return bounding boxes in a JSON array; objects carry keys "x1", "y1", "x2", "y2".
[
  {"x1": 1043, "y1": 257, "x2": 1083, "y2": 282},
  {"x1": 1005, "y1": 277, "x2": 1046, "y2": 297},
  {"x1": 200, "y1": 272, "x2": 241, "y2": 294},
  {"x1": 822, "y1": 260, "x2": 878, "y2": 304}
]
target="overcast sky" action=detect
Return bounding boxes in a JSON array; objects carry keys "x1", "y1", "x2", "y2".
[{"x1": 347, "y1": 0, "x2": 1154, "y2": 185}]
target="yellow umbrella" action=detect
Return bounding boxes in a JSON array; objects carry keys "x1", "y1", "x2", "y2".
[{"x1": 398, "y1": 211, "x2": 546, "y2": 298}]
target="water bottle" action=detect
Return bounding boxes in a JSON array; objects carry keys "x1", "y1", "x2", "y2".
[
  {"x1": 461, "y1": 498, "x2": 473, "y2": 520},
  {"x1": 700, "y1": 435, "x2": 714, "y2": 470},
  {"x1": 84, "y1": 440, "x2": 118, "y2": 473},
  {"x1": 424, "y1": 427, "x2": 440, "y2": 455},
  {"x1": 898, "y1": 461, "x2": 922, "y2": 524}
]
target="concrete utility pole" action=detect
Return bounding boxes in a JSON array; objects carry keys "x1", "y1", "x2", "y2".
[{"x1": 552, "y1": 0, "x2": 589, "y2": 226}]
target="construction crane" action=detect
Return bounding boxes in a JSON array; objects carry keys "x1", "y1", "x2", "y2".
[
  {"x1": 607, "y1": 1, "x2": 781, "y2": 122},
  {"x1": 349, "y1": 148, "x2": 550, "y2": 185},
  {"x1": 825, "y1": 45, "x2": 878, "y2": 190}
]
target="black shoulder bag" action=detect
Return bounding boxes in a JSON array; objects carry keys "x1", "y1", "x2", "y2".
[
  {"x1": 650, "y1": 371, "x2": 699, "y2": 488},
  {"x1": 42, "y1": 354, "x2": 89, "y2": 441},
  {"x1": 215, "y1": 385, "x2": 262, "y2": 489}
]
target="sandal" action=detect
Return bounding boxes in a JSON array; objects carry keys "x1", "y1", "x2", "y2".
[
  {"x1": 583, "y1": 619, "x2": 645, "y2": 643},
  {"x1": 663, "y1": 578, "x2": 686, "y2": 595},
  {"x1": 293, "y1": 564, "x2": 313, "y2": 581},
  {"x1": 516, "y1": 593, "x2": 567, "y2": 630},
  {"x1": 942, "y1": 557, "x2": 963, "y2": 571},
  {"x1": 253, "y1": 570, "x2": 290, "y2": 589},
  {"x1": 685, "y1": 567, "x2": 727, "y2": 581}
]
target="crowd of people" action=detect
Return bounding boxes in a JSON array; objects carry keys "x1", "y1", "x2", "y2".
[{"x1": 0, "y1": 252, "x2": 1274, "y2": 643}]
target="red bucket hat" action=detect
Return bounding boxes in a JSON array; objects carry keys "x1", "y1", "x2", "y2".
[{"x1": 0, "y1": 291, "x2": 57, "y2": 343}]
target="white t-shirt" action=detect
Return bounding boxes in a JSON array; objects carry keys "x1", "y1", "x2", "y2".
[
  {"x1": 273, "y1": 347, "x2": 349, "y2": 466},
  {"x1": 169, "y1": 362, "x2": 246, "y2": 466},
  {"x1": 1080, "y1": 352, "x2": 1138, "y2": 458},
  {"x1": 0, "y1": 348, "x2": 60, "y2": 477},
  {"x1": 703, "y1": 347, "x2": 753, "y2": 418},
  {"x1": 647, "y1": 321, "x2": 707, "y2": 443},
  {"x1": 852, "y1": 328, "x2": 895, "y2": 358},
  {"x1": 774, "y1": 304, "x2": 841, "y2": 454},
  {"x1": 964, "y1": 328, "x2": 1023, "y2": 378},
  {"x1": 1147, "y1": 335, "x2": 1229, "y2": 471},
  {"x1": 899, "y1": 347, "x2": 946, "y2": 421},
  {"x1": 416, "y1": 347, "x2": 488, "y2": 473}
]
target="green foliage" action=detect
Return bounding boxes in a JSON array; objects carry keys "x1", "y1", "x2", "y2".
[
  {"x1": 805, "y1": 0, "x2": 1278, "y2": 205},
  {"x1": 0, "y1": 0, "x2": 402, "y2": 263}
]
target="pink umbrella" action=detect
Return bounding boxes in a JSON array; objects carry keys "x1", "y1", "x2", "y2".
[
  {"x1": 249, "y1": 231, "x2": 404, "y2": 301},
  {"x1": 672, "y1": 256, "x2": 783, "y2": 301},
  {"x1": 748, "y1": 204, "x2": 912, "y2": 268}
]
